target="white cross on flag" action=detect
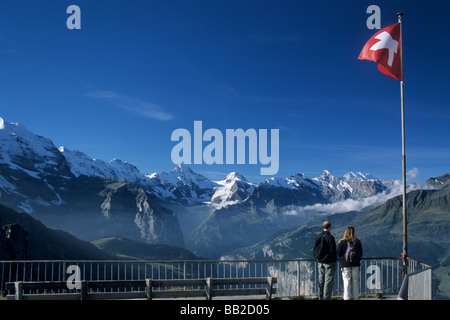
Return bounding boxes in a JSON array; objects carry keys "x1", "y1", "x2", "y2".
[{"x1": 358, "y1": 23, "x2": 402, "y2": 81}]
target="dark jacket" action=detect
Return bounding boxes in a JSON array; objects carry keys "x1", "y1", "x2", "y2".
[
  {"x1": 337, "y1": 238, "x2": 363, "y2": 267},
  {"x1": 316, "y1": 231, "x2": 337, "y2": 264}
]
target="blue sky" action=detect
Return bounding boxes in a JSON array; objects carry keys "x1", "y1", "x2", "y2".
[{"x1": 1, "y1": 0, "x2": 449, "y2": 183}]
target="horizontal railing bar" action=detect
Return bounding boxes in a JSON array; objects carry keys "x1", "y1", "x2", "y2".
[
  {"x1": 0, "y1": 257, "x2": 404, "y2": 264},
  {"x1": 151, "y1": 290, "x2": 206, "y2": 299},
  {"x1": 6, "y1": 281, "x2": 68, "y2": 291},
  {"x1": 150, "y1": 279, "x2": 206, "y2": 287},
  {"x1": 6, "y1": 277, "x2": 276, "y2": 290},
  {"x1": 7, "y1": 293, "x2": 81, "y2": 301},
  {"x1": 213, "y1": 288, "x2": 274, "y2": 297},
  {"x1": 89, "y1": 292, "x2": 147, "y2": 300},
  {"x1": 212, "y1": 277, "x2": 277, "y2": 286},
  {"x1": 6, "y1": 278, "x2": 277, "y2": 290}
]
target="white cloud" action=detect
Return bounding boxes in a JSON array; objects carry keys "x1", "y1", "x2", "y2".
[
  {"x1": 87, "y1": 90, "x2": 173, "y2": 121},
  {"x1": 284, "y1": 178, "x2": 436, "y2": 218},
  {"x1": 407, "y1": 167, "x2": 419, "y2": 180}
]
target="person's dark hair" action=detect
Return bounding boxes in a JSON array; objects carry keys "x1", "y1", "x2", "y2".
[{"x1": 322, "y1": 221, "x2": 331, "y2": 230}]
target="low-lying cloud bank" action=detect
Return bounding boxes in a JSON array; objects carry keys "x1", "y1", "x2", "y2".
[{"x1": 284, "y1": 178, "x2": 436, "y2": 217}]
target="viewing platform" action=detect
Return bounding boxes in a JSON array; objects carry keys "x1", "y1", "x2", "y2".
[{"x1": 0, "y1": 257, "x2": 432, "y2": 300}]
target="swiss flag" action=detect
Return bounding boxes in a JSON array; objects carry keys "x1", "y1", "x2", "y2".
[{"x1": 358, "y1": 23, "x2": 402, "y2": 81}]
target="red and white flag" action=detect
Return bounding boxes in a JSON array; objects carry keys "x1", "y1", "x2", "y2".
[{"x1": 358, "y1": 23, "x2": 402, "y2": 81}]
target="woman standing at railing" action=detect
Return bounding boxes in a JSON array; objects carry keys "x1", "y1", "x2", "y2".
[{"x1": 337, "y1": 226, "x2": 363, "y2": 300}]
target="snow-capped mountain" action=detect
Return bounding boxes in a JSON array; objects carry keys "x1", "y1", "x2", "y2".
[
  {"x1": 0, "y1": 117, "x2": 71, "y2": 213},
  {"x1": 0, "y1": 117, "x2": 184, "y2": 247},
  {"x1": 57, "y1": 148, "x2": 222, "y2": 206},
  {"x1": 59, "y1": 144, "x2": 391, "y2": 208},
  {"x1": 187, "y1": 170, "x2": 394, "y2": 258},
  {"x1": 211, "y1": 172, "x2": 256, "y2": 208},
  {"x1": 0, "y1": 117, "x2": 71, "y2": 178},
  {"x1": 313, "y1": 170, "x2": 389, "y2": 202},
  {"x1": 0, "y1": 116, "x2": 400, "y2": 257},
  {"x1": 57, "y1": 141, "x2": 391, "y2": 209},
  {"x1": 59, "y1": 146, "x2": 148, "y2": 185},
  {"x1": 145, "y1": 164, "x2": 218, "y2": 205},
  {"x1": 239, "y1": 170, "x2": 390, "y2": 210},
  {"x1": 342, "y1": 171, "x2": 378, "y2": 181}
]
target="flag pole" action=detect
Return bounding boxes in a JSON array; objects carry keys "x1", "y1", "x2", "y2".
[{"x1": 397, "y1": 12, "x2": 408, "y2": 279}]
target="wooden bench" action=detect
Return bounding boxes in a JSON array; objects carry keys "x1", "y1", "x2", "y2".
[{"x1": 6, "y1": 277, "x2": 277, "y2": 300}]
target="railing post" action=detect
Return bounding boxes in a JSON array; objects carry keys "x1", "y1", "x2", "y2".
[
  {"x1": 205, "y1": 278, "x2": 212, "y2": 300},
  {"x1": 15, "y1": 281, "x2": 23, "y2": 300},
  {"x1": 296, "y1": 260, "x2": 301, "y2": 297},
  {"x1": 146, "y1": 279, "x2": 153, "y2": 300},
  {"x1": 266, "y1": 277, "x2": 273, "y2": 300},
  {"x1": 80, "y1": 280, "x2": 88, "y2": 300}
]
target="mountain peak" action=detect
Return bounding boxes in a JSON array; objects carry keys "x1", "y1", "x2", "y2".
[
  {"x1": 211, "y1": 172, "x2": 255, "y2": 207},
  {"x1": 151, "y1": 164, "x2": 215, "y2": 189},
  {"x1": 320, "y1": 170, "x2": 332, "y2": 176},
  {"x1": 169, "y1": 164, "x2": 210, "y2": 183},
  {"x1": 342, "y1": 172, "x2": 378, "y2": 181},
  {"x1": 223, "y1": 172, "x2": 248, "y2": 183},
  {"x1": 314, "y1": 170, "x2": 337, "y2": 183},
  {"x1": 172, "y1": 163, "x2": 194, "y2": 174},
  {"x1": 0, "y1": 117, "x2": 21, "y2": 135},
  {"x1": 59, "y1": 147, "x2": 144, "y2": 183},
  {"x1": 0, "y1": 117, "x2": 69, "y2": 177}
]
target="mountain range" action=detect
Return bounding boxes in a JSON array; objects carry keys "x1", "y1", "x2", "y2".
[
  {"x1": 1, "y1": 116, "x2": 450, "y2": 298},
  {"x1": 0, "y1": 117, "x2": 398, "y2": 255}
]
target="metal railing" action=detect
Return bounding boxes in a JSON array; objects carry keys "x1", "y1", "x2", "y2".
[{"x1": 0, "y1": 257, "x2": 431, "y2": 299}]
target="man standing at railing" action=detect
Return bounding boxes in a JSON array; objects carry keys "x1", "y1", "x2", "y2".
[{"x1": 313, "y1": 221, "x2": 337, "y2": 300}]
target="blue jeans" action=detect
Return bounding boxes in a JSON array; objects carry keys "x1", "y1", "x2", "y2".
[{"x1": 318, "y1": 262, "x2": 336, "y2": 300}]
